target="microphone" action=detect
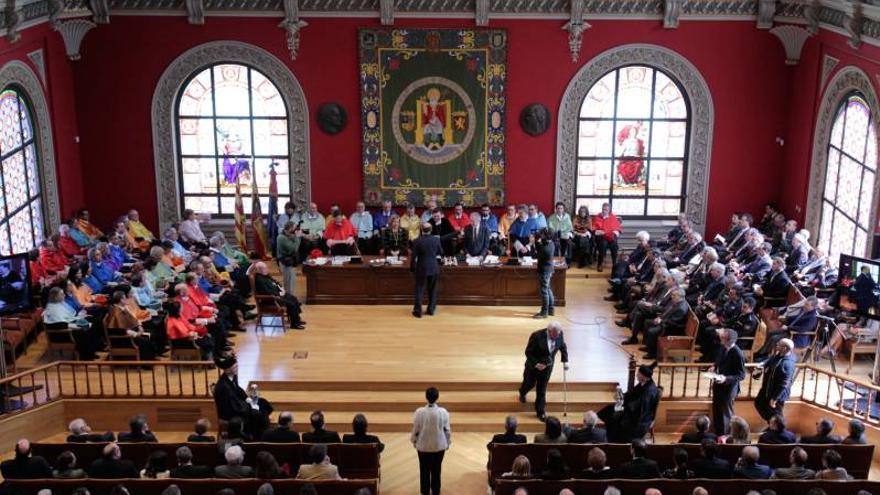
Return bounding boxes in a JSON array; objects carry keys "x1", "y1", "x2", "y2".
[{"x1": 816, "y1": 314, "x2": 836, "y2": 322}]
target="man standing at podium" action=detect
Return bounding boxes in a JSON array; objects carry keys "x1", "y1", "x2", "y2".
[
  {"x1": 411, "y1": 223, "x2": 443, "y2": 318},
  {"x1": 518, "y1": 321, "x2": 569, "y2": 421}
]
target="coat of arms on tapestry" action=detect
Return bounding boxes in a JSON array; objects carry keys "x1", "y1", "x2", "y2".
[{"x1": 359, "y1": 28, "x2": 507, "y2": 207}]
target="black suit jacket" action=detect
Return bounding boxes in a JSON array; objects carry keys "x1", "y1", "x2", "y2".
[
  {"x1": 261, "y1": 426, "x2": 301, "y2": 443},
  {"x1": 0, "y1": 457, "x2": 52, "y2": 479},
  {"x1": 800, "y1": 433, "x2": 843, "y2": 444},
  {"x1": 170, "y1": 464, "x2": 214, "y2": 478},
  {"x1": 186, "y1": 434, "x2": 216, "y2": 443},
  {"x1": 213, "y1": 374, "x2": 250, "y2": 422},
  {"x1": 66, "y1": 432, "x2": 115, "y2": 443},
  {"x1": 762, "y1": 270, "x2": 792, "y2": 299},
  {"x1": 659, "y1": 300, "x2": 689, "y2": 334},
  {"x1": 410, "y1": 235, "x2": 443, "y2": 278},
  {"x1": 568, "y1": 426, "x2": 607, "y2": 444},
  {"x1": 117, "y1": 431, "x2": 157, "y2": 443},
  {"x1": 524, "y1": 328, "x2": 568, "y2": 369},
  {"x1": 759, "y1": 353, "x2": 796, "y2": 402},
  {"x1": 88, "y1": 458, "x2": 138, "y2": 479},
  {"x1": 678, "y1": 431, "x2": 717, "y2": 444},
  {"x1": 713, "y1": 345, "x2": 746, "y2": 392},
  {"x1": 577, "y1": 467, "x2": 616, "y2": 479},
  {"x1": 343, "y1": 433, "x2": 385, "y2": 453},
  {"x1": 254, "y1": 273, "x2": 282, "y2": 297},
  {"x1": 302, "y1": 429, "x2": 341, "y2": 443},
  {"x1": 692, "y1": 456, "x2": 731, "y2": 479},
  {"x1": 488, "y1": 432, "x2": 527, "y2": 445},
  {"x1": 677, "y1": 241, "x2": 705, "y2": 264},
  {"x1": 463, "y1": 224, "x2": 490, "y2": 257},
  {"x1": 537, "y1": 240, "x2": 556, "y2": 274},
  {"x1": 617, "y1": 457, "x2": 661, "y2": 479}
]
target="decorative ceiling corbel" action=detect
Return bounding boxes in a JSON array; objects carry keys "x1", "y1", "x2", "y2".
[
  {"x1": 663, "y1": 0, "x2": 682, "y2": 29},
  {"x1": 186, "y1": 0, "x2": 205, "y2": 25},
  {"x1": 380, "y1": 0, "x2": 394, "y2": 25},
  {"x1": 844, "y1": 0, "x2": 863, "y2": 49},
  {"x1": 475, "y1": 0, "x2": 490, "y2": 26},
  {"x1": 279, "y1": 0, "x2": 307, "y2": 60},
  {"x1": 4, "y1": 0, "x2": 20, "y2": 43},
  {"x1": 769, "y1": 25, "x2": 811, "y2": 65},
  {"x1": 48, "y1": 0, "x2": 65, "y2": 29},
  {"x1": 88, "y1": 0, "x2": 110, "y2": 24},
  {"x1": 56, "y1": 18, "x2": 96, "y2": 60},
  {"x1": 803, "y1": 0, "x2": 820, "y2": 35},
  {"x1": 561, "y1": 0, "x2": 590, "y2": 64},
  {"x1": 756, "y1": 0, "x2": 776, "y2": 29}
]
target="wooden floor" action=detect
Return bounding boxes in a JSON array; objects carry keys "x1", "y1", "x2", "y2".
[{"x1": 11, "y1": 264, "x2": 878, "y2": 494}]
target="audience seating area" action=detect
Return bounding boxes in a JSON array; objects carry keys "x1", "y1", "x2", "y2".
[
  {"x1": 494, "y1": 479, "x2": 880, "y2": 495},
  {"x1": 30, "y1": 442, "x2": 381, "y2": 480},
  {"x1": 4, "y1": 478, "x2": 378, "y2": 495}
]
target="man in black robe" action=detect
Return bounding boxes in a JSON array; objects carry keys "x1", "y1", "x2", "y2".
[
  {"x1": 213, "y1": 356, "x2": 272, "y2": 439},
  {"x1": 598, "y1": 364, "x2": 660, "y2": 442}
]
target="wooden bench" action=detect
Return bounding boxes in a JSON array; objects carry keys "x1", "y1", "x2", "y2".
[
  {"x1": 495, "y1": 479, "x2": 880, "y2": 495},
  {"x1": 30, "y1": 442, "x2": 381, "y2": 480},
  {"x1": 658, "y1": 308, "x2": 699, "y2": 362},
  {"x1": 5, "y1": 478, "x2": 379, "y2": 495},
  {"x1": 486, "y1": 442, "x2": 874, "y2": 481}
]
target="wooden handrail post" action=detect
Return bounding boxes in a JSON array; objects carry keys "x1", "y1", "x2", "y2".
[{"x1": 627, "y1": 355, "x2": 636, "y2": 390}]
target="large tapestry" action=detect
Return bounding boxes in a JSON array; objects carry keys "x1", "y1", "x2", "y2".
[{"x1": 359, "y1": 28, "x2": 507, "y2": 207}]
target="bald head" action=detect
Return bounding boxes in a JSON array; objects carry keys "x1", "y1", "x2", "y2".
[{"x1": 14, "y1": 439, "x2": 30, "y2": 457}]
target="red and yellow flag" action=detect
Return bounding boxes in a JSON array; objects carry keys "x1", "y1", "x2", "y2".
[
  {"x1": 250, "y1": 162, "x2": 270, "y2": 259},
  {"x1": 233, "y1": 178, "x2": 248, "y2": 253}
]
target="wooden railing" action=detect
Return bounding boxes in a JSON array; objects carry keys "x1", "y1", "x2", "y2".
[
  {"x1": 649, "y1": 362, "x2": 880, "y2": 424},
  {"x1": 0, "y1": 361, "x2": 218, "y2": 416}
]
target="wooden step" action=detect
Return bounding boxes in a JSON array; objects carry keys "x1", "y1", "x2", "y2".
[
  {"x1": 261, "y1": 390, "x2": 615, "y2": 413},
  {"x1": 249, "y1": 380, "x2": 619, "y2": 393}
]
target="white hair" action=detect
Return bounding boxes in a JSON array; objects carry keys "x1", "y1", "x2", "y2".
[
  {"x1": 710, "y1": 262, "x2": 726, "y2": 275},
  {"x1": 779, "y1": 338, "x2": 795, "y2": 352},
  {"x1": 798, "y1": 229, "x2": 811, "y2": 240},
  {"x1": 671, "y1": 271, "x2": 685, "y2": 284},
  {"x1": 603, "y1": 487, "x2": 622, "y2": 495},
  {"x1": 547, "y1": 321, "x2": 563, "y2": 332},
  {"x1": 69, "y1": 418, "x2": 87, "y2": 435},
  {"x1": 225, "y1": 445, "x2": 245, "y2": 465},
  {"x1": 636, "y1": 231, "x2": 650, "y2": 241},
  {"x1": 692, "y1": 233, "x2": 702, "y2": 242},
  {"x1": 470, "y1": 212, "x2": 481, "y2": 222},
  {"x1": 583, "y1": 410, "x2": 599, "y2": 427}
]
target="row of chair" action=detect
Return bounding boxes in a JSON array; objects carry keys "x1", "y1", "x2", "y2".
[
  {"x1": 5, "y1": 478, "x2": 378, "y2": 495},
  {"x1": 494, "y1": 478, "x2": 880, "y2": 495}
]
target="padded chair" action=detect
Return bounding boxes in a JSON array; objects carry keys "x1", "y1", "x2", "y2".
[
  {"x1": 44, "y1": 321, "x2": 80, "y2": 360},
  {"x1": 170, "y1": 338, "x2": 202, "y2": 360},
  {"x1": 847, "y1": 326, "x2": 876, "y2": 373},
  {"x1": 739, "y1": 320, "x2": 767, "y2": 362},
  {"x1": 104, "y1": 326, "x2": 141, "y2": 360},
  {"x1": 248, "y1": 271, "x2": 289, "y2": 333},
  {"x1": 659, "y1": 309, "x2": 699, "y2": 362}
]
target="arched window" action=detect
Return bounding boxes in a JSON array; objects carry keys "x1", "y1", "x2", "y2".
[
  {"x1": 176, "y1": 63, "x2": 290, "y2": 217},
  {"x1": 0, "y1": 86, "x2": 44, "y2": 255},
  {"x1": 575, "y1": 65, "x2": 690, "y2": 218},
  {"x1": 817, "y1": 93, "x2": 876, "y2": 261}
]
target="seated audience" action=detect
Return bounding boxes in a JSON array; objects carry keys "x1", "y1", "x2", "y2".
[
  {"x1": 170, "y1": 446, "x2": 213, "y2": 478},
  {"x1": 539, "y1": 448, "x2": 570, "y2": 480},
  {"x1": 42, "y1": 286, "x2": 99, "y2": 361},
  {"x1": 88, "y1": 443, "x2": 138, "y2": 479},
  {"x1": 578, "y1": 447, "x2": 614, "y2": 479},
  {"x1": 800, "y1": 418, "x2": 842, "y2": 444},
  {"x1": 381, "y1": 214, "x2": 409, "y2": 256},
  {"x1": 593, "y1": 202, "x2": 621, "y2": 272},
  {"x1": 67, "y1": 418, "x2": 114, "y2": 443},
  {"x1": 186, "y1": 418, "x2": 215, "y2": 443},
  {"x1": 679, "y1": 415, "x2": 717, "y2": 444},
  {"x1": 692, "y1": 439, "x2": 731, "y2": 479},
  {"x1": 255, "y1": 450, "x2": 285, "y2": 479},
  {"x1": 103, "y1": 290, "x2": 158, "y2": 360},
  {"x1": 251, "y1": 261, "x2": 305, "y2": 330},
  {"x1": 53, "y1": 450, "x2": 86, "y2": 479},
  {"x1": 501, "y1": 454, "x2": 531, "y2": 480},
  {"x1": 533, "y1": 415, "x2": 567, "y2": 444},
  {"x1": 262, "y1": 411, "x2": 300, "y2": 442},
  {"x1": 118, "y1": 414, "x2": 158, "y2": 443},
  {"x1": 214, "y1": 445, "x2": 254, "y2": 479},
  {"x1": 724, "y1": 416, "x2": 751, "y2": 444},
  {"x1": 815, "y1": 449, "x2": 852, "y2": 480},
  {"x1": 565, "y1": 410, "x2": 607, "y2": 444},
  {"x1": 0, "y1": 439, "x2": 52, "y2": 479},
  {"x1": 302, "y1": 410, "x2": 341, "y2": 443},
  {"x1": 662, "y1": 448, "x2": 695, "y2": 479},
  {"x1": 617, "y1": 440, "x2": 661, "y2": 479},
  {"x1": 296, "y1": 444, "x2": 342, "y2": 480},
  {"x1": 140, "y1": 450, "x2": 170, "y2": 479},
  {"x1": 489, "y1": 415, "x2": 527, "y2": 445},
  {"x1": 771, "y1": 446, "x2": 816, "y2": 479},
  {"x1": 733, "y1": 445, "x2": 771, "y2": 479},
  {"x1": 178, "y1": 208, "x2": 207, "y2": 245},
  {"x1": 343, "y1": 413, "x2": 385, "y2": 453},
  {"x1": 758, "y1": 414, "x2": 797, "y2": 444},
  {"x1": 323, "y1": 211, "x2": 356, "y2": 255},
  {"x1": 842, "y1": 419, "x2": 867, "y2": 444}
]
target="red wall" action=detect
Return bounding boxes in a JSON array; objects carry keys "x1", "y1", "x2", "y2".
[
  {"x1": 69, "y1": 16, "x2": 792, "y2": 236},
  {"x1": 0, "y1": 24, "x2": 85, "y2": 221}
]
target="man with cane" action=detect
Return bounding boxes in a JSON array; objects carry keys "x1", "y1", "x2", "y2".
[{"x1": 518, "y1": 321, "x2": 569, "y2": 421}]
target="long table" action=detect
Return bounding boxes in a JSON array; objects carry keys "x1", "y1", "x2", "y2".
[{"x1": 302, "y1": 256, "x2": 567, "y2": 306}]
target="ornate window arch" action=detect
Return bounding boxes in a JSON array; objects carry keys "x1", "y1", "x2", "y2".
[
  {"x1": 807, "y1": 66, "x2": 880, "y2": 261},
  {"x1": 152, "y1": 41, "x2": 310, "y2": 227},
  {"x1": 556, "y1": 44, "x2": 714, "y2": 230},
  {"x1": 0, "y1": 60, "x2": 60, "y2": 254}
]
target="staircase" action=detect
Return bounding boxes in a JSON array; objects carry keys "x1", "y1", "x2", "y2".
[{"x1": 251, "y1": 380, "x2": 619, "y2": 433}]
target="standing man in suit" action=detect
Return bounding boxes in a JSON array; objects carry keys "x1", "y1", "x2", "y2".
[
  {"x1": 710, "y1": 328, "x2": 746, "y2": 435},
  {"x1": 518, "y1": 321, "x2": 569, "y2": 420},
  {"x1": 411, "y1": 387, "x2": 451, "y2": 495},
  {"x1": 411, "y1": 223, "x2": 443, "y2": 318},
  {"x1": 534, "y1": 228, "x2": 557, "y2": 319},
  {"x1": 754, "y1": 338, "x2": 796, "y2": 421},
  {"x1": 213, "y1": 356, "x2": 271, "y2": 439},
  {"x1": 462, "y1": 212, "x2": 490, "y2": 257}
]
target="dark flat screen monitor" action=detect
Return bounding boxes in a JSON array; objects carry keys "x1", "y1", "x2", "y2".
[
  {"x1": 835, "y1": 253, "x2": 880, "y2": 320},
  {"x1": 0, "y1": 253, "x2": 32, "y2": 317}
]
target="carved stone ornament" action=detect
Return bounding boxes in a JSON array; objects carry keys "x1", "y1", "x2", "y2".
[
  {"x1": 555, "y1": 44, "x2": 714, "y2": 232},
  {"x1": 664, "y1": 0, "x2": 682, "y2": 29},
  {"x1": 88, "y1": 0, "x2": 109, "y2": 24},
  {"x1": 279, "y1": 0, "x2": 307, "y2": 60},
  {"x1": 756, "y1": 0, "x2": 777, "y2": 29},
  {"x1": 317, "y1": 103, "x2": 347, "y2": 135},
  {"x1": 806, "y1": 66, "x2": 880, "y2": 254},
  {"x1": 476, "y1": 0, "x2": 490, "y2": 26},
  {"x1": 519, "y1": 103, "x2": 551, "y2": 137},
  {"x1": 47, "y1": 0, "x2": 64, "y2": 28},
  {"x1": 185, "y1": 0, "x2": 205, "y2": 25},
  {"x1": 27, "y1": 49, "x2": 46, "y2": 85},
  {"x1": 562, "y1": 0, "x2": 589, "y2": 63},
  {"x1": 845, "y1": 0, "x2": 864, "y2": 49},
  {"x1": 803, "y1": 0, "x2": 820, "y2": 35},
  {"x1": 0, "y1": 61, "x2": 61, "y2": 231},
  {"x1": 4, "y1": 3, "x2": 20, "y2": 43},
  {"x1": 769, "y1": 25, "x2": 811, "y2": 65},
  {"x1": 820, "y1": 55, "x2": 839, "y2": 87},
  {"x1": 151, "y1": 41, "x2": 311, "y2": 228},
  {"x1": 380, "y1": 0, "x2": 394, "y2": 25},
  {"x1": 56, "y1": 19, "x2": 96, "y2": 61}
]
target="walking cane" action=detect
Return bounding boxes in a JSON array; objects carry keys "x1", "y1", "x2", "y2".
[{"x1": 562, "y1": 365, "x2": 569, "y2": 418}]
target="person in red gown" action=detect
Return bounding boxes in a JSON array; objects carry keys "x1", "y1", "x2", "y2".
[{"x1": 616, "y1": 123, "x2": 645, "y2": 185}]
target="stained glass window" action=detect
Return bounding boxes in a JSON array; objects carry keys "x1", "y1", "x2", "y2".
[
  {"x1": 176, "y1": 64, "x2": 290, "y2": 217},
  {"x1": 0, "y1": 87, "x2": 43, "y2": 255},
  {"x1": 818, "y1": 93, "x2": 876, "y2": 262},
  {"x1": 575, "y1": 65, "x2": 690, "y2": 217}
]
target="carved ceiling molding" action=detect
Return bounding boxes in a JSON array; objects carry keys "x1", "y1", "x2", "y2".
[
  {"x1": 279, "y1": 0, "x2": 307, "y2": 60},
  {"x1": 4, "y1": 1, "x2": 20, "y2": 43},
  {"x1": 805, "y1": 65, "x2": 880, "y2": 254},
  {"x1": 757, "y1": 0, "x2": 776, "y2": 29},
  {"x1": 379, "y1": 0, "x2": 393, "y2": 24},
  {"x1": 562, "y1": 0, "x2": 589, "y2": 63},
  {"x1": 185, "y1": 0, "x2": 204, "y2": 24},
  {"x1": 555, "y1": 44, "x2": 714, "y2": 231},
  {"x1": 56, "y1": 18, "x2": 95, "y2": 60},
  {"x1": 663, "y1": 0, "x2": 681, "y2": 29},
  {"x1": 769, "y1": 24, "x2": 811, "y2": 64},
  {"x1": 26, "y1": 49, "x2": 46, "y2": 85},
  {"x1": 820, "y1": 54, "x2": 840, "y2": 88},
  {"x1": 0, "y1": 60, "x2": 62, "y2": 231},
  {"x1": 151, "y1": 41, "x2": 311, "y2": 227}
]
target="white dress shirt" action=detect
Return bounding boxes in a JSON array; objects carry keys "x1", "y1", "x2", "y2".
[{"x1": 411, "y1": 403, "x2": 451, "y2": 453}]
